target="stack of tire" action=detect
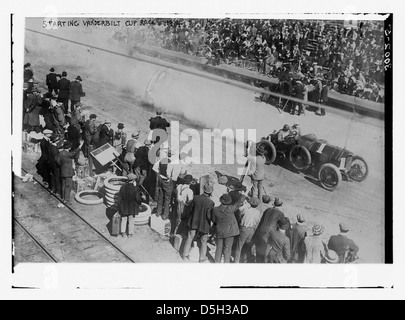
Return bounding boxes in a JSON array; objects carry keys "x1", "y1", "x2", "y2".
[{"x1": 103, "y1": 176, "x2": 152, "y2": 226}]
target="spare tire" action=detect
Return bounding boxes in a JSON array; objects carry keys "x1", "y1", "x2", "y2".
[
  {"x1": 136, "y1": 203, "x2": 152, "y2": 219},
  {"x1": 256, "y1": 139, "x2": 277, "y2": 165},
  {"x1": 75, "y1": 190, "x2": 104, "y2": 205},
  {"x1": 289, "y1": 145, "x2": 312, "y2": 171},
  {"x1": 104, "y1": 176, "x2": 128, "y2": 192}
]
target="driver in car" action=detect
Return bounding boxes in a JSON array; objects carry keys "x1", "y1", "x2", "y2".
[{"x1": 277, "y1": 124, "x2": 296, "y2": 152}]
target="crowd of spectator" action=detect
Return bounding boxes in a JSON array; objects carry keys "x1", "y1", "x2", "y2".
[{"x1": 115, "y1": 18, "x2": 385, "y2": 103}]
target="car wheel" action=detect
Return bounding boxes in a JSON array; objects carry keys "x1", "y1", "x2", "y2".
[
  {"x1": 289, "y1": 145, "x2": 311, "y2": 171},
  {"x1": 75, "y1": 190, "x2": 104, "y2": 205},
  {"x1": 318, "y1": 163, "x2": 342, "y2": 191},
  {"x1": 256, "y1": 140, "x2": 277, "y2": 164},
  {"x1": 348, "y1": 156, "x2": 369, "y2": 182}
]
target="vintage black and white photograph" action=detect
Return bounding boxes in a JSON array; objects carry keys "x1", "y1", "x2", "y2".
[{"x1": 12, "y1": 13, "x2": 391, "y2": 272}]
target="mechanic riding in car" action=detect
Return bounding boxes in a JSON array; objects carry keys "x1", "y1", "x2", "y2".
[
  {"x1": 277, "y1": 124, "x2": 296, "y2": 151},
  {"x1": 291, "y1": 123, "x2": 301, "y2": 140}
]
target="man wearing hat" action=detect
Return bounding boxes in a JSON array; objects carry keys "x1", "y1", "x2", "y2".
[
  {"x1": 286, "y1": 214, "x2": 308, "y2": 263},
  {"x1": 234, "y1": 197, "x2": 261, "y2": 263},
  {"x1": 304, "y1": 224, "x2": 326, "y2": 264},
  {"x1": 124, "y1": 130, "x2": 142, "y2": 174},
  {"x1": 57, "y1": 71, "x2": 70, "y2": 114},
  {"x1": 46, "y1": 67, "x2": 60, "y2": 96},
  {"x1": 113, "y1": 123, "x2": 127, "y2": 155},
  {"x1": 24, "y1": 63, "x2": 33, "y2": 84},
  {"x1": 212, "y1": 194, "x2": 240, "y2": 263},
  {"x1": 182, "y1": 184, "x2": 215, "y2": 263},
  {"x1": 116, "y1": 173, "x2": 143, "y2": 238},
  {"x1": 35, "y1": 129, "x2": 53, "y2": 187},
  {"x1": 94, "y1": 120, "x2": 114, "y2": 149},
  {"x1": 315, "y1": 78, "x2": 328, "y2": 116},
  {"x1": 267, "y1": 217, "x2": 291, "y2": 263},
  {"x1": 173, "y1": 174, "x2": 194, "y2": 236},
  {"x1": 49, "y1": 134, "x2": 62, "y2": 196},
  {"x1": 134, "y1": 139, "x2": 153, "y2": 186},
  {"x1": 69, "y1": 76, "x2": 84, "y2": 113},
  {"x1": 254, "y1": 197, "x2": 285, "y2": 262},
  {"x1": 56, "y1": 141, "x2": 81, "y2": 205},
  {"x1": 328, "y1": 222, "x2": 359, "y2": 263},
  {"x1": 50, "y1": 101, "x2": 67, "y2": 134}
]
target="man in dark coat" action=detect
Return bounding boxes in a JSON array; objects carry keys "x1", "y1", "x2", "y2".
[
  {"x1": 49, "y1": 135, "x2": 62, "y2": 196},
  {"x1": 328, "y1": 222, "x2": 359, "y2": 263},
  {"x1": 254, "y1": 197, "x2": 285, "y2": 262},
  {"x1": 69, "y1": 76, "x2": 84, "y2": 113},
  {"x1": 267, "y1": 217, "x2": 291, "y2": 263},
  {"x1": 316, "y1": 79, "x2": 328, "y2": 116},
  {"x1": 286, "y1": 214, "x2": 308, "y2": 263},
  {"x1": 117, "y1": 173, "x2": 143, "y2": 238},
  {"x1": 134, "y1": 139, "x2": 153, "y2": 186},
  {"x1": 182, "y1": 184, "x2": 215, "y2": 263},
  {"x1": 46, "y1": 67, "x2": 60, "y2": 95},
  {"x1": 66, "y1": 117, "x2": 81, "y2": 164},
  {"x1": 95, "y1": 121, "x2": 114, "y2": 148},
  {"x1": 149, "y1": 111, "x2": 170, "y2": 143},
  {"x1": 82, "y1": 114, "x2": 97, "y2": 157},
  {"x1": 212, "y1": 194, "x2": 240, "y2": 263},
  {"x1": 39, "y1": 93, "x2": 56, "y2": 131},
  {"x1": 57, "y1": 71, "x2": 70, "y2": 114},
  {"x1": 56, "y1": 141, "x2": 80, "y2": 205},
  {"x1": 35, "y1": 129, "x2": 53, "y2": 187},
  {"x1": 23, "y1": 88, "x2": 42, "y2": 133}
]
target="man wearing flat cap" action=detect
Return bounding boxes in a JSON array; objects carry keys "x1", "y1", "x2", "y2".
[
  {"x1": 69, "y1": 76, "x2": 84, "y2": 113},
  {"x1": 234, "y1": 197, "x2": 261, "y2": 263},
  {"x1": 182, "y1": 184, "x2": 215, "y2": 263},
  {"x1": 56, "y1": 140, "x2": 81, "y2": 205},
  {"x1": 124, "y1": 130, "x2": 142, "y2": 174},
  {"x1": 328, "y1": 222, "x2": 359, "y2": 263},
  {"x1": 46, "y1": 67, "x2": 60, "y2": 96},
  {"x1": 116, "y1": 173, "x2": 143, "y2": 238},
  {"x1": 267, "y1": 217, "x2": 291, "y2": 263},
  {"x1": 304, "y1": 224, "x2": 325, "y2": 264},
  {"x1": 113, "y1": 123, "x2": 127, "y2": 155}
]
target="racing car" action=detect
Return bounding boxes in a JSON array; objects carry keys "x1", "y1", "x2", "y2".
[{"x1": 248, "y1": 131, "x2": 369, "y2": 191}]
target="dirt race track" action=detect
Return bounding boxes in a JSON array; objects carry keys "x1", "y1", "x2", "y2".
[{"x1": 18, "y1": 20, "x2": 386, "y2": 263}]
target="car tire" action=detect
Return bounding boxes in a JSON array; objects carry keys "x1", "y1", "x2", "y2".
[
  {"x1": 75, "y1": 190, "x2": 104, "y2": 205},
  {"x1": 104, "y1": 176, "x2": 128, "y2": 192},
  {"x1": 256, "y1": 140, "x2": 277, "y2": 165},
  {"x1": 348, "y1": 156, "x2": 369, "y2": 182},
  {"x1": 318, "y1": 163, "x2": 342, "y2": 191},
  {"x1": 289, "y1": 145, "x2": 312, "y2": 171}
]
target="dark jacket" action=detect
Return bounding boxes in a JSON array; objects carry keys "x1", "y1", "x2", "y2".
[
  {"x1": 69, "y1": 80, "x2": 84, "y2": 102},
  {"x1": 67, "y1": 125, "x2": 81, "y2": 150},
  {"x1": 187, "y1": 194, "x2": 215, "y2": 234},
  {"x1": 56, "y1": 149, "x2": 79, "y2": 178},
  {"x1": 83, "y1": 119, "x2": 97, "y2": 145},
  {"x1": 117, "y1": 183, "x2": 143, "y2": 217},
  {"x1": 268, "y1": 230, "x2": 291, "y2": 263},
  {"x1": 286, "y1": 223, "x2": 308, "y2": 262},
  {"x1": 134, "y1": 146, "x2": 152, "y2": 172},
  {"x1": 328, "y1": 234, "x2": 359, "y2": 260},
  {"x1": 24, "y1": 68, "x2": 34, "y2": 83},
  {"x1": 46, "y1": 72, "x2": 59, "y2": 89},
  {"x1": 212, "y1": 204, "x2": 240, "y2": 239},
  {"x1": 58, "y1": 78, "x2": 71, "y2": 99},
  {"x1": 96, "y1": 124, "x2": 114, "y2": 148},
  {"x1": 149, "y1": 116, "x2": 170, "y2": 131},
  {"x1": 255, "y1": 207, "x2": 285, "y2": 241}
]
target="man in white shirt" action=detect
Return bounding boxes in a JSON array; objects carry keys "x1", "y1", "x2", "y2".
[
  {"x1": 234, "y1": 197, "x2": 261, "y2": 263},
  {"x1": 211, "y1": 176, "x2": 229, "y2": 207},
  {"x1": 172, "y1": 174, "x2": 194, "y2": 236}
]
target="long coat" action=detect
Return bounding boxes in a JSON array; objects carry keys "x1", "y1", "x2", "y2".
[
  {"x1": 24, "y1": 93, "x2": 40, "y2": 126},
  {"x1": 58, "y1": 78, "x2": 71, "y2": 99},
  {"x1": 69, "y1": 80, "x2": 84, "y2": 102},
  {"x1": 46, "y1": 73, "x2": 59, "y2": 90},
  {"x1": 117, "y1": 183, "x2": 143, "y2": 217},
  {"x1": 255, "y1": 207, "x2": 285, "y2": 241},
  {"x1": 212, "y1": 204, "x2": 240, "y2": 239},
  {"x1": 187, "y1": 194, "x2": 215, "y2": 234},
  {"x1": 96, "y1": 124, "x2": 114, "y2": 148}
]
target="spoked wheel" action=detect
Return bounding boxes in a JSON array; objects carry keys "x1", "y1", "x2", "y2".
[
  {"x1": 289, "y1": 145, "x2": 311, "y2": 171},
  {"x1": 348, "y1": 156, "x2": 369, "y2": 182},
  {"x1": 318, "y1": 163, "x2": 342, "y2": 191}
]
